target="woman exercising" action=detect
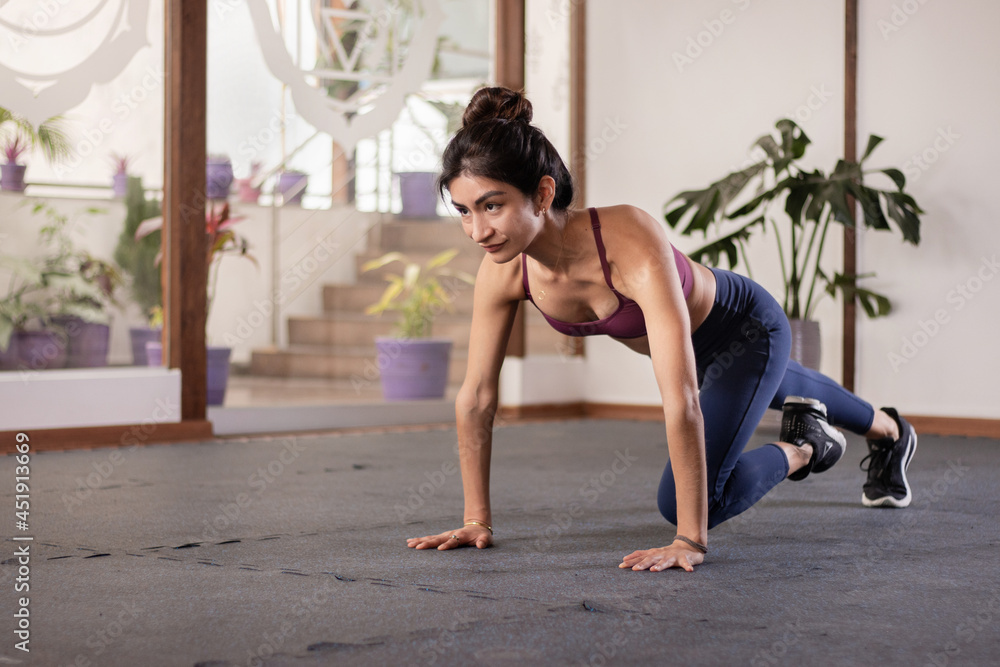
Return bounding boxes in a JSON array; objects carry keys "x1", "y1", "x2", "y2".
[{"x1": 405, "y1": 87, "x2": 917, "y2": 572}]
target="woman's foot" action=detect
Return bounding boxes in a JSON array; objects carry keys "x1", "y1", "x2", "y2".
[
  {"x1": 780, "y1": 397, "x2": 847, "y2": 481},
  {"x1": 861, "y1": 408, "x2": 917, "y2": 508}
]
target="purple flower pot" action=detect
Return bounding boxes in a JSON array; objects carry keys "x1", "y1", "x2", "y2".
[
  {"x1": 206, "y1": 158, "x2": 234, "y2": 200},
  {"x1": 1, "y1": 163, "x2": 26, "y2": 192},
  {"x1": 129, "y1": 327, "x2": 162, "y2": 366},
  {"x1": 112, "y1": 173, "x2": 129, "y2": 198},
  {"x1": 0, "y1": 330, "x2": 68, "y2": 371},
  {"x1": 51, "y1": 316, "x2": 110, "y2": 368},
  {"x1": 278, "y1": 170, "x2": 308, "y2": 206},
  {"x1": 145, "y1": 342, "x2": 232, "y2": 406},
  {"x1": 374, "y1": 337, "x2": 452, "y2": 400},
  {"x1": 397, "y1": 171, "x2": 439, "y2": 218}
]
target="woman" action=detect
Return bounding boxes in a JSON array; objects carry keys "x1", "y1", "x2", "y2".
[{"x1": 406, "y1": 87, "x2": 917, "y2": 572}]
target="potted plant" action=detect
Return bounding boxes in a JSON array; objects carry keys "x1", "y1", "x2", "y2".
[
  {"x1": 206, "y1": 154, "x2": 234, "y2": 200},
  {"x1": 136, "y1": 201, "x2": 256, "y2": 405},
  {"x1": 110, "y1": 152, "x2": 132, "y2": 198},
  {"x1": 0, "y1": 204, "x2": 120, "y2": 371},
  {"x1": 362, "y1": 248, "x2": 475, "y2": 400},
  {"x1": 0, "y1": 107, "x2": 72, "y2": 192},
  {"x1": 395, "y1": 94, "x2": 465, "y2": 219},
  {"x1": 665, "y1": 119, "x2": 923, "y2": 369},
  {"x1": 112, "y1": 177, "x2": 163, "y2": 365}
]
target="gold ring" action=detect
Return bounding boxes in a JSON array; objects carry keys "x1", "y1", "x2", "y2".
[{"x1": 450, "y1": 534, "x2": 459, "y2": 540}]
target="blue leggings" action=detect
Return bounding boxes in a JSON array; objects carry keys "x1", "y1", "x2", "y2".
[{"x1": 657, "y1": 269, "x2": 876, "y2": 529}]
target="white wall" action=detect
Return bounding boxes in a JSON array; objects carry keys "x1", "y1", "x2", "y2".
[
  {"x1": 582, "y1": 0, "x2": 846, "y2": 406},
  {"x1": 855, "y1": 0, "x2": 1000, "y2": 418}
]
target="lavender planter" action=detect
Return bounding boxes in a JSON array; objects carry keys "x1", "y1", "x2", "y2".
[
  {"x1": 130, "y1": 327, "x2": 162, "y2": 366},
  {"x1": 145, "y1": 342, "x2": 232, "y2": 406},
  {"x1": 0, "y1": 330, "x2": 68, "y2": 371},
  {"x1": 112, "y1": 173, "x2": 129, "y2": 198},
  {"x1": 278, "y1": 170, "x2": 308, "y2": 206},
  {"x1": 397, "y1": 171, "x2": 439, "y2": 218},
  {"x1": 206, "y1": 158, "x2": 234, "y2": 200},
  {"x1": 51, "y1": 316, "x2": 110, "y2": 368},
  {"x1": 1, "y1": 163, "x2": 26, "y2": 192},
  {"x1": 375, "y1": 337, "x2": 452, "y2": 400}
]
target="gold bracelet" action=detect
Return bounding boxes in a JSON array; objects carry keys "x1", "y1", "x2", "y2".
[
  {"x1": 464, "y1": 520, "x2": 493, "y2": 535},
  {"x1": 673, "y1": 534, "x2": 708, "y2": 554}
]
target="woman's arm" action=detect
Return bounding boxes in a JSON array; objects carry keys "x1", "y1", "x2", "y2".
[
  {"x1": 406, "y1": 255, "x2": 521, "y2": 550},
  {"x1": 610, "y1": 206, "x2": 709, "y2": 571}
]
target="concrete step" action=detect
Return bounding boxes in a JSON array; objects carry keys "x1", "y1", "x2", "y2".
[
  {"x1": 250, "y1": 344, "x2": 470, "y2": 385},
  {"x1": 372, "y1": 218, "x2": 469, "y2": 251},
  {"x1": 322, "y1": 282, "x2": 476, "y2": 314},
  {"x1": 355, "y1": 246, "x2": 485, "y2": 284},
  {"x1": 286, "y1": 309, "x2": 572, "y2": 353}
]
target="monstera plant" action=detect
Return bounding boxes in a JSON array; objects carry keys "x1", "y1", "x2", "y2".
[{"x1": 664, "y1": 119, "x2": 923, "y2": 367}]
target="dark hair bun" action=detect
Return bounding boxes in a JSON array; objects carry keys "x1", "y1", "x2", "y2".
[{"x1": 462, "y1": 86, "x2": 533, "y2": 127}]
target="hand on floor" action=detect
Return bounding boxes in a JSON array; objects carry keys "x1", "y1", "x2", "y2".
[
  {"x1": 406, "y1": 525, "x2": 493, "y2": 550},
  {"x1": 619, "y1": 543, "x2": 704, "y2": 572}
]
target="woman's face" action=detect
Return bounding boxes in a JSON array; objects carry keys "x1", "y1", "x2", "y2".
[{"x1": 447, "y1": 173, "x2": 541, "y2": 263}]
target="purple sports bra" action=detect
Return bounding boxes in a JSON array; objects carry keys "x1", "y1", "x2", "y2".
[{"x1": 521, "y1": 208, "x2": 692, "y2": 339}]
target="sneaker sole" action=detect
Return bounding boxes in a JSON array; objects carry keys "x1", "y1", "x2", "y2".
[{"x1": 861, "y1": 430, "x2": 917, "y2": 508}]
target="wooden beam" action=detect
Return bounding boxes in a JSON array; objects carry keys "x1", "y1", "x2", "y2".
[
  {"x1": 496, "y1": 0, "x2": 526, "y2": 357},
  {"x1": 495, "y1": 0, "x2": 525, "y2": 90},
  {"x1": 0, "y1": 421, "x2": 215, "y2": 454},
  {"x1": 843, "y1": 0, "x2": 858, "y2": 391},
  {"x1": 569, "y1": 0, "x2": 587, "y2": 209},
  {"x1": 164, "y1": 0, "x2": 208, "y2": 420}
]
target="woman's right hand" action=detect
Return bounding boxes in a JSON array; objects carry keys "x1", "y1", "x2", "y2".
[{"x1": 406, "y1": 525, "x2": 493, "y2": 550}]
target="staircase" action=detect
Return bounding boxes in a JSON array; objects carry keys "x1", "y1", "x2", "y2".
[{"x1": 249, "y1": 217, "x2": 570, "y2": 391}]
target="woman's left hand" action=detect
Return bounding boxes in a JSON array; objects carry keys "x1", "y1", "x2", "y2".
[{"x1": 619, "y1": 543, "x2": 705, "y2": 572}]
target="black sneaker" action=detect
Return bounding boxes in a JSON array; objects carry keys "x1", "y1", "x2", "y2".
[
  {"x1": 861, "y1": 407, "x2": 917, "y2": 508},
  {"x1": 780, "y1": 396, "x2": 847, "y2": 481}
]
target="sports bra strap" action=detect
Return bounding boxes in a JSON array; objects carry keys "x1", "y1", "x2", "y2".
[
  {"x1": 589, "y1": 207, "x2": 617, "y2": 292},
  {"x1": 520, "y1": 253, "x2": 531, "y2": 299}
]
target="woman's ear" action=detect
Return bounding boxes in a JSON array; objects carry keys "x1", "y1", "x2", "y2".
[{"x1": 536, "y1": 175, "x2": 557, "y2": 211}]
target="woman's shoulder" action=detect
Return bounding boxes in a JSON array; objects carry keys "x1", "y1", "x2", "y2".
[
  {"x1": 475, "y1": 251, "x2": 527, "y2": 304},
  {"x1": 593, "y1": 204, "x2": 670, "y2": 247}
]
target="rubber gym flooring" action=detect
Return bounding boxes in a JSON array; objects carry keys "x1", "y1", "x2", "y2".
[{"x1": 4, "y1": 419, "x2": 998, "y2": 666}]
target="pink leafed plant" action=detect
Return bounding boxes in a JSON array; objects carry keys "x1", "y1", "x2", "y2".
[
  {"x1": 2, "y1": 136, "x2": 29, "y2": 164},
  {"x1": 110, "y1": 152, "x2": 132, "y2": 175}
]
